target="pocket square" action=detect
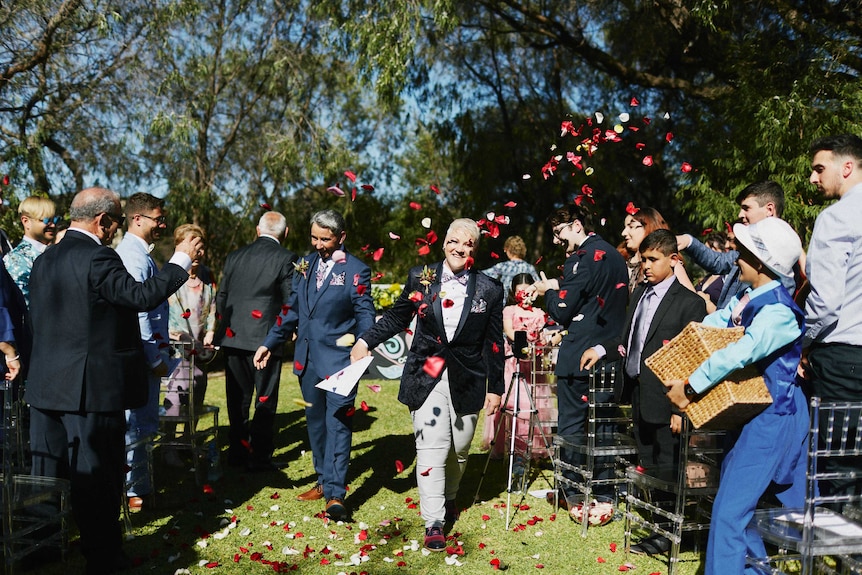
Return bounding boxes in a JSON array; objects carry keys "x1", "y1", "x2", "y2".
[
  {"x1": 330, "y1": 272, "x2": 346, "y2": 286},
  {"x1": 470, "y1": 298, "x2": 487, "y2": 314}
]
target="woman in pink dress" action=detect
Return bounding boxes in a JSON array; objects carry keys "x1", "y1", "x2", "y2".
[{"x1": 481, "y1": 273, "x2": 553, "y2": 458}]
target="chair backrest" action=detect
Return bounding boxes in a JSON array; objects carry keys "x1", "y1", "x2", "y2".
[{"x1": 809, "y1": 397, "x2": 862, "y2": 509}]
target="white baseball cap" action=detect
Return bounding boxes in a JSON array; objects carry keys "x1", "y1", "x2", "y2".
[{"x1": 733, "y1": 218, "x2": 801, "y2": 291}]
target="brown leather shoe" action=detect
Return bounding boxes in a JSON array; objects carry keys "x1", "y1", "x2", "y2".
[
  {"x1": 325, "y1": 498, "x2": 348, "y2": 521},
  {"x1": 296, "y1": 484, "x2": 324, "y2": 501},
  {"x1": 128, "y1": 496, "x2": 144, "y2": 511}
]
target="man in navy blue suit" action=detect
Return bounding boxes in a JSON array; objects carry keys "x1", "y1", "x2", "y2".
[
  {"x1": 531, "y1": 205, "x2": 628, "y2": 514},
  {"x1": 254, "y1": 209, "x2": 376, "y2": 520}
]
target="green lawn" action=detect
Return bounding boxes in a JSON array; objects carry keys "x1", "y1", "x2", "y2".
[{"x1": 33, "y1": 367, "x2": 706, "y2": 575}]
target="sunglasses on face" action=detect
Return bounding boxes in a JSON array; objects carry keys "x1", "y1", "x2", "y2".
[{"x1": 41, "y1": 216, "x2": 62, "y2": 225}]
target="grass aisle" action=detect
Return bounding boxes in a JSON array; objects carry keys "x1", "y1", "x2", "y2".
[{"x1": 36, "y1": 368, "x2": 704, "y2": 575}]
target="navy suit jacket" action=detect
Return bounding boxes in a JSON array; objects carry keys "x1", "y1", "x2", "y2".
[
  {"x1": 215, "y1": 236, "x2": 297, "y2": 353},
  {"x1": 545, "y1": 234, "x2": 629, "y2": 379},
  {"x1": 360, "y1": 263, "x2": 505, "y2": 414},
  {"x1": 601, "y1": 278, "x2": 706, "y2": 423},
  {"x1": 25, "y1": 229, "x2": 188, "y2": 412},
  {"x1": 263, "y1": 249, "x2": 376, "y2": 378}
]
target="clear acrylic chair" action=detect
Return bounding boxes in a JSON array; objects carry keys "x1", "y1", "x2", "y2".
[
  {"x1": 747, "y1": 397, "x2": 862, "y2": 575},
  {"x1": 2, "y1": 380, "x2": 71, "y2": 574},
  {"x1": 157, "y1": 340, "x2": 220, "y2": 485},
  {"x1": 552, "y1": 359, "x2": 638, "y2": 537},
  {"x1": 624, "y1": 414, "x2": 724, "y2": 575}
]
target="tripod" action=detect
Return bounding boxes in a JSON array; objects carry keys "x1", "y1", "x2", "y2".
[{"x1": 473, "y1": 340, "x2": 555, "y2": 529}]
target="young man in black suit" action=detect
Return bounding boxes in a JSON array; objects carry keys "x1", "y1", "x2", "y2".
[
  {"x1": 531, "y1": 205, "x2": 629, "y2": 518},
  {"x1": 26, "y1": 187, "x2": 200, "y2": 575},
  {"x1": 582, "y1": 229, "x2": 707, "y2": 554},
  {"x1": 215, "y1": 211, "x2": 298, "y2": 472}
]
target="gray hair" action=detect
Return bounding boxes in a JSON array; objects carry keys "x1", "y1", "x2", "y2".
[
  {"x1": 258, "y1": 211, "x2": 287, "y2": 237},
  {"x1": 310, "y1": 209, "x2": 345, "y2": 236},
  {"x1": 69, "y1": 187, "x2": 121, "y2": 221},
  {"x1": 445, "y1": 218, "x2": 481, "y2": 245}
]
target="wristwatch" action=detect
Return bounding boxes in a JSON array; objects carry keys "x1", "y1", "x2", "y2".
[{"x1": 683, "y1": 380, "x2": 698, "y2": 399}]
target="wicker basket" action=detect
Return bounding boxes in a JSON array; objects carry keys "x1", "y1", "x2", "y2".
[{"x1": 644, "y1": 322, "x2": 772, "y2": 429}]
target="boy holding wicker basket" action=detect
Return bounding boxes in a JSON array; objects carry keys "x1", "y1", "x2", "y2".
[{"x1": 664, "y1": 217, "x2": 809, "y2": 575}]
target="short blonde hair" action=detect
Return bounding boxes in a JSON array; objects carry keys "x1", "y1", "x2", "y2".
[
  {"x1": 503, "y1": 236, "x2": 527, "y2": 259},
  {"x1": 19, "y1": 196, "x2": 56, "y2": 221},
  {"x1": 174, "y1": 223, "x2": 206, "y2": 245},
  {"x1": 445, "y1": 218, "x2": 481, "y2": 246}
]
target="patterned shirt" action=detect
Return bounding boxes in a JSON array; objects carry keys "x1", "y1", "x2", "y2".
[
  {"x1": 480, "y1": 259, "x2": 539, "y2": 301},
  {"x1": 3, "y1": 237, "x2": 47, "y2": 308}
]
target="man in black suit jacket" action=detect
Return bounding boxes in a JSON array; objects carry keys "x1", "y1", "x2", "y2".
[
  {"x1": 26, "y1": 187, "x2": 200, "y2": 575},
  {"x1": 582, "y1": 229, "x2": 706, "y2": 554},
  {"x1": 215, "y1": 211, "x2": 297, "y2": 471},
  {"x1": 531, "y1": 205, "x2": 629, "y2": 507}
]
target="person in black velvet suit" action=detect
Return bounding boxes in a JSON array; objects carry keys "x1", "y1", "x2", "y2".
[
  {"x1": 26, "y1": 187, "x2": 200, "y2": 575},
  {"x1": 351, "y1": 218, "x2": 504, "y2": 551}
]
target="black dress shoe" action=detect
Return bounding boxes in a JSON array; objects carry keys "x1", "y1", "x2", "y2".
[{"x1": 630, "y1": 534, "x2": 672, "y2": 556}]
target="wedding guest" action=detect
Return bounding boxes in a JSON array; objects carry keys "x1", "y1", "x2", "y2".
[
  {"x1": 481, "y1": 273, "x2": 552, "y2": 460},
  {"x1": 350, "y1": 218, "x2": 504, "y2": 550},
  {"x1": 3, "y1": 195, "x2": 58, "y2": 307},
  {"x1": 619, "y1": 204, "x2": 694, "y2": 293},
  {"x1": 480, "y1": 235, "x2": 539, "y2": 301},
  {"x1": 27, "y1": 187, "x2": 198, "y2": 574},
  {"x1": 162, "y1": 224, "x2": 217, "y2": 469}
]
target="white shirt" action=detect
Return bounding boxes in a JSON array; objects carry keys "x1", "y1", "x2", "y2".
[{"x1": 441, "y1": 263, "x2": 468, "y2": 341}]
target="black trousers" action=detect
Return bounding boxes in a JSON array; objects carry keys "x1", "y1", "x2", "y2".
[
  {"x1": 224, "y1": 348, "x2": 282, "y2": 465},
  {"x1": 29, "y1": 407, "x2": 126, "y2": 567},
  {"x1": 809, "y1": 342, "x2": 862, "y2": 500}
]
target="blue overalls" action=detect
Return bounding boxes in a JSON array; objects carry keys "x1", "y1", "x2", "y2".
[{"x1": 705, "y1": 286, "x2": 809, "y2": 575}]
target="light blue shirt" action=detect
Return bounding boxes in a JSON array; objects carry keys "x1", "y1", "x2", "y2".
[
  {"x1": 688, "y1": 280, "x2": 802, "y2": 394},
  {"x1": 804, "y1": 183, "x2": 862, "y2": 346}
]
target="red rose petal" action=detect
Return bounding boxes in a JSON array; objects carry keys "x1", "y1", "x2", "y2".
[
  {"x1": 442, "y1": 298, "x2": 454, "y2": 308},
  {"x1": 345, "y1": 170, "x2": 357, "y2": 182},
  {"x1": 423, "y1": 356, "x2": 445, "y2": 378},
  {"x1": 294, "y1": 360, "x2": 304, "y2": 371},
  {"x1": 419, "y1": 467, "x2": 432, "y2": 476},
  {"x1": 225, "y1": 327, "x2": 235, "y2": 338},
  {"x1": 360, "y1": 400, "x2": 370, "y2": 411},
  {"x1": 594, "y1": 249, "x2": 606, "y2": 261},
  {"x1": 492, "y1": 342, "x2": 500, "y2": 353},
  {"x1": 417, "y1": 244, "x2": 430, "y2": 256},
  {"x1": 625, "y1": 201, "x2": 640, "y2": 215},
  {"x1": 597, "y1": 557, "x2": 606, "y2": 563},
  {"x1": 395, "y1": 460, "x2": 405, "y2": 473},
  {"x1": 251, "y1": 309, "x2": 263, "y2": 319},
  {"x1": 430, "y1": 184, "x2": 440, "y2": 194},
  {"x1": 260, "y1": 202, "x2": 272, "y2": 210},
  {"x1": 610, "y1": 542, "x2": 617, "y2": 552},
  {"x1": 357, "y1": 284, "x2": 368, "y2": 295},
  {"x1": 558, "y1": 290, "x2": 568, "y2": 299},
  {"x1": 327, "y1": 185, "x2": 345, "y2": 196},
  {"x1": 409, "y1": 202, "x2": 421, "y2": 210},
  {"x1": 642, "y1": 156, "x2": 654, "y2": 167},
  {"x1": 681, "y1": 162, "x2": 693, "y2": 173},
  {"x1": 345, "y1": 406, "x2": 356, "y2": 417},
  {"x1": 616, "y1": 282, "x2": 627, "y2": 289},
  {"x1": 259, "y1": 395, "x2": 269, "y2": 403},
  {"x1": 372, "y1": 247, "x2": 384, "y2": 261},
  {"x1": 504, "y1": 201, "x2": 517, "y2": 208},
  {"x1": 491, "y1": 251, "x2": 500, "y2": 259}
]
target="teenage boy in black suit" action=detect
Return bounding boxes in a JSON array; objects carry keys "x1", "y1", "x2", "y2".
[{"x1": 582, "y1": 229, "x2": 706, "y2": 554}]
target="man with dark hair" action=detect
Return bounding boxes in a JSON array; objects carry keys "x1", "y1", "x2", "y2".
[
  {"x1": 804, "y1": 134, "x2": 862, "y2": 497},
  {"x1": 677, "y1": 180, "x2": 785, "y2": 308},
  {"x1": 254, "y1": 209, "x2": 376, "y2": 520},
  {"x1": 215, "y1": 211, "x2": 297, "y2": 473},
  {"x1": 531, "y1": 205, "x2": 628, "y2": 519},
  {"x1": 26, "y1": 187, "x2": 200, "y2": 574},
  {"x1": 581, "y1": 229, "x2": 706, "y2": 553},
  {"x1": 116, "y1": 192, "x2": 170, "y2": 509}
]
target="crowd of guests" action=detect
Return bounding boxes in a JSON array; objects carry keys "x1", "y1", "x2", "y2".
[{"x1": 0, "y1": 132, "x2": 860, "y2": 574}]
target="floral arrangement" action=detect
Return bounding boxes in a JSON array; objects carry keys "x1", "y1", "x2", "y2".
[
  {"x1": 293, "y1": 258, "x2": 310, "y2": 279},
  {"x1": 371, "y1": 284, "x2": 403, "y2": 312},
  {"x1": 417, "y1": 265, "x2": 437, "y2": 293}
]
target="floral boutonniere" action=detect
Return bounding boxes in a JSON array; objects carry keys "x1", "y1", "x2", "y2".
[
  {"x1": 294, "y1": 259, "x2": 310, "y2": 279},
  {"x1": 418, "y1": 265, "x2": 437, "y2": 293}
]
